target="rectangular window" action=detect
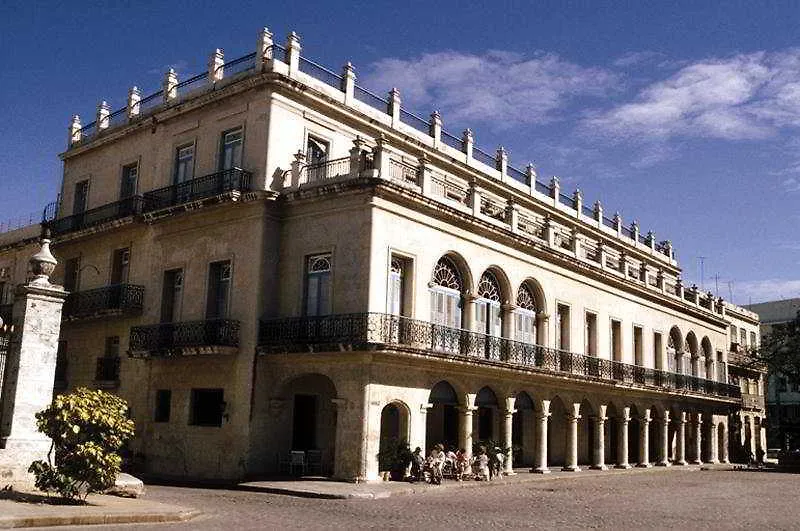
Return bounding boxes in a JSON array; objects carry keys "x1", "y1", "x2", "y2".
[
  {"x1": 63, "y1": 257, "x2": 81, "y2": 292},
  {"x1": 306, "y1": 135, "x2": 329, "y2": 165},
  {"x1": 160, "y1": 269, "x2": 183, "y2": 323},
  {"x1": 750, "y1": 331, "x2": 757, "y2": 348},
  {"x1": 515, "y1": 311, "x2": 536, "y2": 345},
  {"x1": 611, "y1": 319, "x2": 622, "y2": 362},
  {"x1": 120, "y1": 163, "x2": 138, "y2": 199},
  {"x1": 154, "y1": 389, "x2": 172, "y2": 423},
  {"x1": 388, "y1": 256, "x2": 411, "y2": 317},
  {"x1": 430, "y1": 289, "x2": 461, "y2": 329},
  {"x1": 174, "y1": 144, "x2": 194, "y2": 184},
  {"x1": 0, "y1": 281, "x2": 9, "y2": 305},
  {"x1": 633, "y1": 326, "x2": 643, "y2": 366},
  {"x1": 110, "y1": 248, "x2": 130, "y2": 285},
  {"x1": 740, "y1": 328, "x2": 747, "y2": 346},
  {"x1": 219, "y1": 128, "x2": 243, "y2": 170},
  {"x1": 585, "y1": 312, "x2": 597, "y2": 356},
  {"x1": 305, "y1": 254, "x2": 332, "y2": 316},
  {"x1": 206, "y1": 260, "x2": 232, "y2": 319},
  {"x1": 556, "y1": 304, "x2": 570, "y2": 350},
  {"x1": 653, "y1": 332, "x2": 663, "y2": 370},
  {"x1": 73, "y1": 180, "x2": 89, "y2": 215},
  {"x1": 190, "y1": 388, "x2": 225, "y2": 427}
]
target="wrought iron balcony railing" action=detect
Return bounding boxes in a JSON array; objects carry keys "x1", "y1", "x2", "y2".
[
  {"x1": 129, "y1": 319, "x2": 241, "y2": 357},
  {"x1": 741, "y1": 392, "x2": 765, "y2": 411},
  {"x1": 95, "y1": 356, "x2": 121, "y2": 383},
  {"x1": 63, "y1": 284, "x2": 144, "y2": 320},
  {"x1": 48, "y1": 196, "x2": 143, "y2": 236},
  {"x1": 258, "y1": 313, "x2": 741, "y2": 400},
  {"x1": 142, "y1": 168, "x2": 253, "y2": 213}
]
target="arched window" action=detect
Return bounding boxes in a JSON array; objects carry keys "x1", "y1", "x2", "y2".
[
  {"x1": 475, "y1": 271, "x2": 502, "y2": 338},
  {"x1": 430, "y1": 257, "x2": 463, "y2": 328},
  {"x1": 514, "y1": 283, "x2": 537, "y2": 344}
]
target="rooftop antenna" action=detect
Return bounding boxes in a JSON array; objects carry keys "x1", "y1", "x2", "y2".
[
  {"x1": 711, "y1": 273, "x2": 721, "y2": 297},
  {"x1": 697, "y1": 256, "x2": 707, "y2": 290}
]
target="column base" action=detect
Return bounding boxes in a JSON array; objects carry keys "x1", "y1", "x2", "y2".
[
  {"x1": 561, "y1": 465, "x2": 581, "y2": 472},
  {"x1": 589, "y1": 464, "x2": 608, "y2": 470},
  {"x1": 706, "y1": 459, "x2": 719, "y2": 465},
  {"x1": 656, "y1": 461, "x2": 671, "y2": 467},
  {"x1": 636, "y1": 463, "x2": 652, "y2": 468},
  {"x1": 673, "y1": 460, "x2": 687, "y2": 466},
  {"x1": 504, "y1": 470, "x2": 517, "y2": 476},
  {"x1": 689, "y1": 459, "x2": 702, "y2": 465},
  {"x1": 615, "y1": 463, "x2": 632, "y2": 469},
  {"x1": 531, "y1": 467, "x2": 550, "y2": 474}
]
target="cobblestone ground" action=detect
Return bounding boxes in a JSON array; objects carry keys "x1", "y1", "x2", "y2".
[{"x1": 38, "y1": 469, "x2": 800, "y2": 530}]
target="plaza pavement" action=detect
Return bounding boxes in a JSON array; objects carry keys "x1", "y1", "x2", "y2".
[{"x1": 0, "y1": 464, "x2": 789, "y2": 529}]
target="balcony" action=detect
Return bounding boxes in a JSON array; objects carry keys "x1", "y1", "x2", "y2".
[
  {"x1": 742, "y1": 392, "x2": 765, "y2": 411},
  {"x1": 48, "y1": 196, "x2": 143, "y2": 236},
  {"x1": 62, "y1": 284, "x2": 144, "y2": 321},
  {"x1": 142, "y1": 168, "x2": 253, "y2": 213},
  {"x1": 94, "y1": 356, "x2": 120, "y2": 388},
  {"x1": 128, "y1": 319, "x2": 241, "y2": 358},
  {"x1": 258, "y1": 313, "x2": 741, "y2": 401}
]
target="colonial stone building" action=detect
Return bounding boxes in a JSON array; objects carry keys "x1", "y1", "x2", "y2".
[{"x1": 0, "y1": 27, "x2": 760, "y2": 481}]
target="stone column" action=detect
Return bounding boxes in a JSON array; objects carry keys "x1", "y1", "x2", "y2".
[
  {"x1": 96, "y1": 101, "x2": 111, "y2": 131},
  {"x1": 532, "y1": 400, "x2": 551, "y2": 474},
  {"x1": 429, "y1": 111, "x2": 442, "y2": 148},
  {"x1": 720, "y1": 423, "x2": 730, "y2": 463},
  {"x1": 0, "y1": 238, "x2": 67, "y2": 483},
  {"x1": 459, "y1": 405, "x2": 476, "y2": 461},
  {"x1": 691, "y1": 413, "x2": 703, "y2": 464},
  {"x1": 208, "y1": 48, "x2": 224, "y2": 83},
  {"x1": 657, "y1": 411, "x2": 671, "y2": 466},
  {"x1": 503, "y1": 397, "x2": 516, "y2": 475},
  {"x1": 388, "y1": 88, "x2": 401, "y2": 128},
  {"x1": 341, "y1": 62, "x2": 356, "y2": 106},
  {"x1": 286, "y1": 31, "x2": 301, "y2": 74},
  {"x1": 563, "y1": 403, "x2": 581, "y2": 472},
  {"x1": 590, "y1": 405, "x2": 608, "y2": 470},
  {"x1": 674, "y1": 412, "x2": 687, "y2": 465},
  {"x1": 127, "y1": 86, "x2": 141, "y2": 120},
  {"x1": 462, "y1": 129, "x2": 474, "y2": 161},
  {"x1": 68, "y1": 115, "x2": 82, "y2": 146},
  {"x1": 616, "y1": 408, "x2": 631, "y2": 469},
  {"x1": 637, "y1": 410, "x2": 652, "y2": 468},
  {"x1": 255, "y1": 27, "x2": 274, "y2": 70},
  {"x1": 708, "y1": 421, "x2": 719, "y2": 464}
]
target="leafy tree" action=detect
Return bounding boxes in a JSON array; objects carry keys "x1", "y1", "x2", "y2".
[
  {"x1": 748, "y1": 310, "x2": 800, "y2": 382},
  {"x1": 28, "y1": 388, "x2": 135, "y2": 502}
]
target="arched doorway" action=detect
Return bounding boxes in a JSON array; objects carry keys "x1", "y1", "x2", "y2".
[
  {"x1": 476, "y1": 271, "x2": 504, "y2": 359},
  {"x1": 281, "y1": 373, "x2": 338, "y2": 476},
  {"x1": 512, "y1": 391, "x2": 535, "y2": 466},
  {"x1": 378, "y1": 402, "x2": 410, "y2": 471},
  {"x1": 475, "y1": 386, "x2": 499, "y2": 444},
  {"x1": 427, "y1": 381, "x2": 459, "y2": 451}
]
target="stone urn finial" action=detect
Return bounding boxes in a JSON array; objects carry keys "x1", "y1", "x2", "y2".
[{"x1": 29, "y1": 237, "x2": 57, "y2": 286}]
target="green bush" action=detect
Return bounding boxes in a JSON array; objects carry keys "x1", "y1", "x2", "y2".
[{"x1": 28, "y1": 388, "x2": 135, "y2": 502}]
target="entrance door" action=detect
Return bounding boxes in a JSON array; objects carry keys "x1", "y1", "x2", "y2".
[{"x1": 293, "y1": 394, "x2": 317, "y2": 450}]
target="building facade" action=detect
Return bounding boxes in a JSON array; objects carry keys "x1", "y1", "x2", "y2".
[
  {"x1": 0, "y1": 27, "x2": 754, "y2": 481},
  {"x1": 746, "y1": 298, "x2": 800, "y2": 450}
]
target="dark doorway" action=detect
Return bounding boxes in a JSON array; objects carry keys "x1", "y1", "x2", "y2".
[{"x1": 293, "y1": 394, "x2": 317, "y2": 450}]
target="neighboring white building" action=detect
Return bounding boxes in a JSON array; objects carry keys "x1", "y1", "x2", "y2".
[
  {"x1": 0, "y1": 26, "x2": 758, "y2": 481},
  {"x1": 746, "y1": 298, "x2": 800, "y2": 450}
]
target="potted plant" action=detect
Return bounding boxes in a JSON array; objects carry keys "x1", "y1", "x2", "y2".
[{"x1": 377, "y1": 438, "x2": 412, "y2": 481}]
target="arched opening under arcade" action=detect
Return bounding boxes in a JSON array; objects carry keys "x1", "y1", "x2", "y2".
[
  {"x1": 628, "y1": 404, "x2": 641, "y2": 465},
  {"x1": 378, "y1": 401, "x2": 411, "y2": 465},
  {"x1": 648, "y1": 405, "x2": 661, "y2": 465},
  {"x1": 578, "y1": 399, "x2": 595, "y2": 467},
  {"x1": 548, "y1": 396, "x2": 567, "y2": 467},
  {"x1": 604, "y1": 403, "x2": 620, "y2": 466},
  {"x1": 512, "y1": 391, "x2": 535, "y2": 467},
  {"x1": 426, "y1": 381, "x2": 460, "y2": 451},
  {"x1": 475, "y1": 386, "x2": 500, "y2": 444},
  {"x1": 718, "y1": 422, "x2": 726, "y2": 462}
]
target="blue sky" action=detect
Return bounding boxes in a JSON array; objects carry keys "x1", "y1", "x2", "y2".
[{"x1": 1, "y1": 1, "x2": 799, "y2": 304}]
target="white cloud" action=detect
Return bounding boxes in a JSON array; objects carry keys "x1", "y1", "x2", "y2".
[
  {"x1": 584, "y1": 50, "x2": 800, "y2": 141},
  {"x1": 613, "y1": 51, "x2": 665, "y2": 68},
  {"x1": 736, "y1": 279, "x2": 800, "y2": 304},
  {"x1": 783, "y1": 177, "x2": 800, "y2": 192},
  {"x1": 361, "y1": 50, "x2": 619, "y2": 128}
]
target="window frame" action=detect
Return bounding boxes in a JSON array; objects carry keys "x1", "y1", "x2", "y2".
[
  {"x1": 219, "y1": 127, "x2": 244, "y2": 171},
  {"x1": 119, "y1": 161, "x2": 139, "y2": 199},
  {"x1": 304, "y1": 253, "x2": 333, "y2": 317},
  {"x1": 174, "y1": 142, "x2": 196, "y2": 184}
]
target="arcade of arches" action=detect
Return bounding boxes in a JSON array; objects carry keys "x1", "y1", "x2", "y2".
[{"x1": 269, "y1": 370, "x2": 732, "y2": 482}]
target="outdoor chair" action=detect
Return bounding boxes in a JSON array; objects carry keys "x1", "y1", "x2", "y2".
[
  {"x1": 306, "y1": 449, "x2": 323, "y2": 475},
  {"x1": 290, "y1": 450, "x2": 307, "y2": 476}
]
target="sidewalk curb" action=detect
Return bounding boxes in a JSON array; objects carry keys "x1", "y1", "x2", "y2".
[{"x1": 0, "y1": 508, "x2": 201, "y2": 529}]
